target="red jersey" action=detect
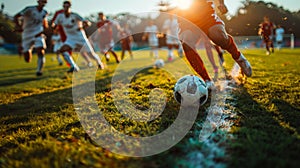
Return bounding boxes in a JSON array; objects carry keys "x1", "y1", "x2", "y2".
[
  {"x1": 51, "y1": 9, "x2": 67, "y2": 42},
  {"x1": 260, "y1": 22, "x2": 274, "y2": 36},
  {"x1": 175, "y1": 0, "x2": 223, "y2": 34},
  {"x1": 97, "y1": 20, "x2": 113, "y2": 44}
]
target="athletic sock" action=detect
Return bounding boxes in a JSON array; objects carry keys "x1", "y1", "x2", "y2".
[
  {"x1": 37, "y1": 54, "x2": 45, "y2": 73},
  {"x1": 182, "y1": 43, "x2": 211, "y2": 81},
  {"x1": 62, "y1": 51, "x2": 78, "y2": 68}
]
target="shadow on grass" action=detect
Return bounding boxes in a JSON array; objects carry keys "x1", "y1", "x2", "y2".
[{"x1": 229, "y1": 86, "x2": 300, "y2": 168}]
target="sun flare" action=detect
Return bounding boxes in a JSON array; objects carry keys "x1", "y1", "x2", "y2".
[{"x1": 173, "y1": 0, "x2": 193, "y2": 10}]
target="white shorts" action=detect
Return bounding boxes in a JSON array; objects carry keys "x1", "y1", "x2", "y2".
[
  {"x1": 64, "y1": 32, "x2": 95, "y2": 53},
  {"x1": 148, "y1": 38, "x2": 158, "y2": 47},
  {"x1": 53, "y1": 42, "x2": 62, "y2": 52},
  {"x1": 22, "y1": 35, "x2": 46, "y2": 52},
  {"x1": 166, "y1": 35, "x2": 180, "y2": 45}
]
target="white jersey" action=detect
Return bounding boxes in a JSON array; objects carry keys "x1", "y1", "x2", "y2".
[
  {"x1": 145, "y1": 25, "x2": 159, "y2": 47},
  {"x1": 275, "y1": 27, "x2": 284, "y2": 42},
  {"x1": 54, "y1": 12, "x2": 95, "y2": 52},
  {"x1": 18, "y1": 6, "x2": 48, "y2": 39},
  {"x1": 54, "y1": 12, "x2": 85, "y2": 38},
  {"x1": 163, "y1": 18, "x2": 179, "y2": 37}
]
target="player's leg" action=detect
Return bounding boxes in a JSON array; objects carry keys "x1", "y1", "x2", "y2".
[
  {"x1": 270, "y1": 39, "x2": 275, "y2": 53},
  {"x1": 21, "y1": 38, "x2": 33, "y2": 63},
  {"x1": 166, "y1": 38, "x2": 174, "y2": 61},
  {"x1": 107, "y1": 40, "x2": 120, "y2": 63},
  {"x1": 208, "y1": 24, "x2": 252, "y2": 77},
  {"x1": 34, "y1": 35, "x2": 47, "y2": 76},
  {"x1": 54, "y1": 45, "x2": 63, "y2": 66},
  {"x1": 213, "y1": 44, "x2": 225, "y2": 66},
  {"x1": 109, "y1": 49, "x2": 120, "y2": 63},
  {"x1": 60, "y1": 44, "x2": 80, "y2": 72},
  {"x1": 264, "y1": 37, "x2": 271, "y2": 55},
  {"x1": 35, "y1": 47, "x2": 46, "y2": 76},
  {"x1": 180, "y1": 30, "x2": 212, "y2": 86},
  {"x1": 121, "y1": 47, "x2": 126, "y2": 60},
  {"x1": 83, "y1": 42, "x2": 105, "y2": 70},
  {"x1": 149, "y1": 39, "x2": 159, "y2": 59}
]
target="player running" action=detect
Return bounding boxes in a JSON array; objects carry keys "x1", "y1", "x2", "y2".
[
  {"x1": 96, "y1": 12, "x2": 121, "y2": 63},
  {"x1": 258, "y1": 16, "x2": 275, "y2": 55},
  {"x1": 142, "y1": 20, "x2": 160, "y2": 59},
  {"x1": 162, "y1": 14, "x2": 183, "y2": 61},
  {"x1": 14, "y1": 0, "x2": 48, "y2": 76},
  {"x1": 52, "y1": 0, "x2": 104, "y2": 73},
  {"x1": 169, "y1": 0, "x2": 252, "y2": 87},
  {"x1": 118, "y1": 23, "x2": 134, "y2": 60}
]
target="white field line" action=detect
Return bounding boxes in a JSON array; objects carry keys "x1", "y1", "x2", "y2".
[{"x1": 183, "y1": 64, "x2": 241, "y2": 168}]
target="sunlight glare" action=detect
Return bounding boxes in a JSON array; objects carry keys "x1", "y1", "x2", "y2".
[{"x1": 173, "y1": 0, "x2": 193, "y2": 10}]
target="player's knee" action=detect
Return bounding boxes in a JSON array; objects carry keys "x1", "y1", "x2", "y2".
[{"x1": 208, "y1": 25, "x2": 230, "y2": 48}]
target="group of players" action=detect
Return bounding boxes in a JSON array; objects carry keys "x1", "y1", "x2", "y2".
[{"x1": 14, "y1": 0, "x2": 253, "y2": 88}]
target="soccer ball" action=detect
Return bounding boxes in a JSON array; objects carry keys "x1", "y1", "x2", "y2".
[
  {"x1": 154, "y1": 59, "x2": 165, "y2": 68},
  {"x1": 174, "y1": 75, "x2": 208, "y2": 106}
]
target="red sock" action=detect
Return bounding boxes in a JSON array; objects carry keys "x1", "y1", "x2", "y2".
[
  {"x1": 224, "y1": 35, "x2": 240, "y2": 60},
  {"x1": 182, "y1": 43, "x2": 211, "y2": 81}
]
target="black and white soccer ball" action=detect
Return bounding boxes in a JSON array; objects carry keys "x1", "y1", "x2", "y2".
[
  {"x1": 154, "y1": 59, "x2": 165, "y2": 68},
  {"x1": 174, "y1": 75, "x2": 208, "y2": 106}
]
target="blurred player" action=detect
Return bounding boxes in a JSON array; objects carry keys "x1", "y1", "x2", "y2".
[
  {"x1": 51, "y1": 2, "x2": 94, "y2": 67},
  {"x1": 51, "y1": 28, "x2": 63, "y2": 66},
  {"x1": 162, "y1": 14, "x2": 183, "y2": 61},
  {"x1": 96, "y1": 12, "x2": 121, "y2": 63},
  {"x1": 275, "y1": 24, "x2": 285, "y2": 50},
  {"x1": 14, "y1": 0, "x2": 48, "y2": 76},
  {"x1": 170, "y1": 0, "x2": 252, "y2": 87},
  {"x1": 258, "y1": 16, "x2": 275, "y2": 55},
  {"x1": 142, "y1": 20, "x2": 160, "y2": 59},
  {"x1": 52, "y1": 0, "x2": 104, "y2": 73},
  {"x1": 118, "y1": 23, "x2": 134, "y2": 60}
]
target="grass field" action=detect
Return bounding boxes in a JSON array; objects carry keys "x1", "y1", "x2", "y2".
[{"x1": 0, "y1": 48, "x2": 300, "y2": 168}]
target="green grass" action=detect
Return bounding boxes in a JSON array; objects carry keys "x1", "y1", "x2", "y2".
[{"x1": 0, "y1": 48, "x2": 300, "y2": 167}]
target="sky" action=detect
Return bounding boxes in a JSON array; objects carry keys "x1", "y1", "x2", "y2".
[{"x1": 1, "y1": 0, "x2": 299, "y2": 18}]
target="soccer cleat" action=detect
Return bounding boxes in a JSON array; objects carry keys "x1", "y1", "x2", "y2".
[
  {"x1": 266, "y1": 51, "x2": 270, "y2": 55},
  {"x1": 67, "y1": 67, "x2": 80, "y2": 73},
  {"x1": 36, "y1": 72, "x2": 43, "y2": 76},
  {"x1": 235, "y1": 53, "x2": 252, "y2": 77},
  {"x1": 98, "y1": 62, "x2": 105, "y2": 70},
  {"x1": 205, "y1": 80, "x2": 215, "y2": 90}
]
